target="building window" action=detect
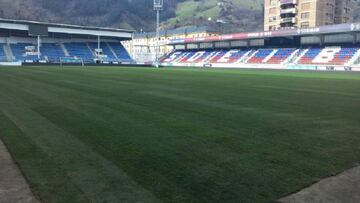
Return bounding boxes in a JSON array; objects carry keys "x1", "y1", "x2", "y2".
[
  {"x1": 301, "y1": 22, "x2": 310, "y2": 28},
  {"x1": 326, "y1": 3, "x2": 334, "y2": 11},
  {"x1": 269, "y1": 25, "x2": 277, "y2": 30},
  {"x1": 270, "y1": 0, "x2": 277, "y2": 6},
  {"x1": 269, "y1": 16, "x2": 277, "y2": 22},
  {"x1": 269, "y1": 8, "x2": 277, "y2": 15},
  {"x1": 301, "y1": 3, "x2": 311, "y2": 10},
  {"x1": 301, "y1": 12, "x2": 310, "y2": 19},
  {"x1": 326, "y1": 13, "x2": 334, "y2": 21}
]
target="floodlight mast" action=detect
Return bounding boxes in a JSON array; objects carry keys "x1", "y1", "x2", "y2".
[{"x1": 154, "y1": 0, "x2": 163, "y2": 68}]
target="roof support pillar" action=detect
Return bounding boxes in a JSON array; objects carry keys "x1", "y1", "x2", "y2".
[
  {"x1": 37, "y1": 35, "x2": 41, "y2": 60},
  {"x1": 98, "y1": 35, "x2": 101, "y2": 50},
  {"x1": 319, "y1": 35, "x2": 324, "y2": 46},
  {"x1": 352, "y1": 33, "x2": 357, "y2": 44}
]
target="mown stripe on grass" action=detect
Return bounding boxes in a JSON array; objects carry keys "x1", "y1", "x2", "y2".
[
  {"x1": 0, "y1": 110, "x2": 90, "y2": 203},
  {"x1": 0, "y1": 93, "x2": 161, "y2": 203}
]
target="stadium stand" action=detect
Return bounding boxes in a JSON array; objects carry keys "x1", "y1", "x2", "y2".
[
  {"x1": 162, "y1": 22, "x2": 360, "y2": 71},
  {"x1": 208, "y1": 50, "x2": 227, "y2": 63},
  {"x1": 247, "y1": 49, "x2": 274, "y2": 64},
  {"x1": 297, "y1": 47, "x2": 360, "y2": 65},
  {"x1": 179, "y1": 51, "x2": 198, "y2": 63},
  {"x1": 64, "y1": 43, "x2": 94, "y2": 63},
  {"x1": 162, "y1": 46, "x2": 360, "y2": 67},
  {"x1": 88, "y1": 42, "x2": 117, "y2": 62},
  {"x1": 0, "y1": 19, "x2": 134, "y2": 65},
  {"x1": 107, "y1": 43, "x2": 132, "y2": 62},
  {"x1": 3, "y1": 42, "x2": 133, "y2": 64},
  {"x1": 192, "y1": 51, "x2": 213, "y2": 63},
  {"x1": 10, "y1": 43, "x2": 40, "y2": 62},
  {"x1": 41, "y1": 43, "x2": 65, "y2": 63},
  {"x1": 330, "y1": 47, "x2": 359, "y2": 65},
  {"x1": 297, "y1": 48, "x2": 325, "y2": 64},
  {"x1": 266, "y1": 48, "x2": 297, "y2": 64},
  {"x1": 213, "y1": 50, "x2": 249, "y2": 63},
  {"x1": 0, "y1": 44, "x2": 7, "y2": 62},
  {"x1": 161, "y1": 51, "x2": 182, "y2": 63},
  {"x1": 162, "y1": 50, "x2": 251, "y2": 64}
]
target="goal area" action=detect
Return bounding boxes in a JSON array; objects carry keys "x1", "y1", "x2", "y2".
[{"x1": 59, "y1": 57, "x2": 85, "y2": 67}]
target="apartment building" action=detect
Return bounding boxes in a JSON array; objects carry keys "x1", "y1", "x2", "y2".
[{"x1": 264, "y1": 0, "x2": 355, "y2": 31}]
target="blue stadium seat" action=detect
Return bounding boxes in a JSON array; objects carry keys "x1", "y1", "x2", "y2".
[
  {"x1": 107, "y1": 43, "x2": 132, "y2": 62},
  {"x1": 178, "y1": 51, "x2": 198, "y2": 63},
  {"x1": 10, "y1": 43, "x2": 40, "y2": 62},
  {"x1": 226, "y1": 50, "x2": 249, "y2": 63},
  {"x1": 64, "y1": 43, "x2": 94, "y2": 63},
  {"x1": 267, "y1": 48, "x2": 296, "y2": 64},
  {"x1": 192, "y1": 50, "x2": 213, "y2": 63},
  {"x1": 88, "y1": 42, "x2": 117, "y2": 62},
  {"x1": 247, "y1": 49, "x2": 273, "y2": 64},
  {"x1": 162, "y1": 47, "x2": 360, "y2": 66},
  {"x1": 162, "y1": 49, "x2": 249, "y2": 64},
  {"x1": 330, "y1": 47, "x2": 359, "y2": 65},
  {"x1": 41, "y1": 43, "x2": 65, "y2": 63},
  {"x1": 298, "y1": 48, "x2": 322, "y2": 64},
  {"x1": 209, "y1": 50, "x2": 227, "y2": 63},
  {"x1": 0, "y1": 44, "x2": 7, "y2": 62}
]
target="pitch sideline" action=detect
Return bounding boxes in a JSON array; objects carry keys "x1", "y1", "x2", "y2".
[{"x1": 280, "y1": 164, "x2": 360, "y2": 202}]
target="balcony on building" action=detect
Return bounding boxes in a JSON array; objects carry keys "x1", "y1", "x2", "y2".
[
  {"x1": 280, "y1": 17, "x2": 297, "y2": 24},
  {"x1": 280, "y1": 0, "x2": 297, "y2": 6},
  {"x1": 280, "y1": 0, "x2": 297, "y2": 10},
  {"x1": 281, "y1": 8, "x2": 297, "y2": 15}
]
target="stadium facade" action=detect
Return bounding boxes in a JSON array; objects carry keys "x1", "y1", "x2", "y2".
[
  {"x1": 0, "y1": 18, "x2": 134, "y2": 65},
  {"x1": 161, "y1": 22, "x2": 360, "y2": 71}
]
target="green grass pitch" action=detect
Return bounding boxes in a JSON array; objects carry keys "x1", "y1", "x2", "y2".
[{"x1": 0, "y1": 66, "x2": 359, "y2": 202}]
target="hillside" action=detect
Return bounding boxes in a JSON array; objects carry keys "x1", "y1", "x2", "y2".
[
  {"x1": 0, "y1": 0, "x2": 159, "y2": 30},
  {"x1": 0, "y1": 0, "x2": 263, "y2": 33},
  {"x1": 0, "y1": 0, "x2": 359, "y2": 33},
  {"x1": 164, "y1": 0, "x2": 264, "y2": 33}
]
